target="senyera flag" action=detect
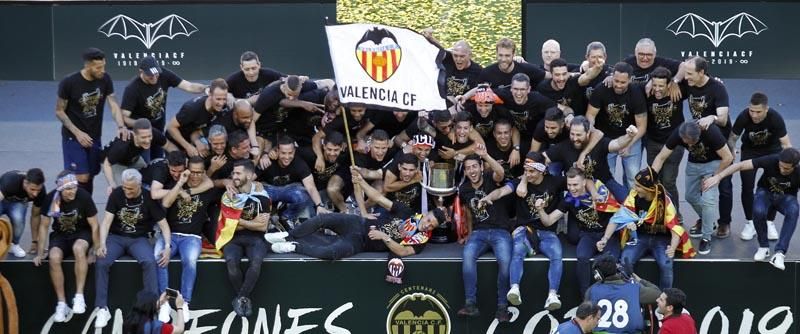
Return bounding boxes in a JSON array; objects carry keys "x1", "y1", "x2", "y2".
[{"x1": 325, "y1": 23, "x2": 447, "y2": 112}]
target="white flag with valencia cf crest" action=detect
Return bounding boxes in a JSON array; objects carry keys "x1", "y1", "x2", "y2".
[{"x1": 325, "y1": 23, "x2": 447, "y2": 112}]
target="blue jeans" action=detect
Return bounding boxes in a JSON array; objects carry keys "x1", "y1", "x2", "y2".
[
  {"x1": 753, "y1": 188, "x2": 799, "y2": 254},
  {"x1": 685, "y1": 160, "x2": 720, "y2": 240},
  {"x1": 621, "y1": 233, "x2": 673, "y2": 289},
  {"x1": 510, "y1": 229, "x2": 562, "y2": 291},
  {"x1": 0, "y1": 200, "x2": 27, "y2": 244},
  {"x1": 95, "y1": 234, "x2": 158, "y2": 308},
  {"x1": 266, "y1": 183, "x2": 314, "y2": 220},
  {"x1": 576, "y1": 231, "x2": 620, "y2": 295},
  {"x1": 463, "y1": 228, "x2": 512, "y2": 307},
  {"x1": 607, "y1": 138, "x2": 642, "y2": 191},
  {"x1": 154, "y1": 233, "x2": 201, "y2": 303}
]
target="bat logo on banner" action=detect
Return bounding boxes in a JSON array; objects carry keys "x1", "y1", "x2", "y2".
[
  {"x1": 666, "y1": 12, "x2": 767, "y2": 47},
  {"x1": 98, "y1": 14, "x2": 199, "y2": 49},
  {"x1": 354, "y1": 27, "x2": 402, "y2": 83}
]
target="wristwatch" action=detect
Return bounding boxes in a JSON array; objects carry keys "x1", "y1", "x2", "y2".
[{"x1": 513, "y1": 145, "x2": 520, "y2": 151}]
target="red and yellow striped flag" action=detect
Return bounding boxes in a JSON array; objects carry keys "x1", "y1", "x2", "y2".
[
  {"x1": 623, "y1": 190, "x2": 696, "y2": 258},
  {"x1": 215, "y1": 193, "x2": 244, "y2": 251}
]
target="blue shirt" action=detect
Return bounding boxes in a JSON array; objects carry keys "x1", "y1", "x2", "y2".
[
  {"x1": 587, "y1": 281, "x2": 644, "y2": 333},
  {"x1": 552, "y1": 319, "x2": 584, "y2": 334}
]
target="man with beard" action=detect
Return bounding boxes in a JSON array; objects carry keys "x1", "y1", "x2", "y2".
[
  {"x1": 165, "y1": 78, "x2": 230, "y2": 158},
  {"x1": 508, "y1": 152, "x2": 566, "y2": 310},
  {"x1": 94, "y1": 169, "x2": 171, "y2": 328},
  {"x1": 530, "y1": 108, "x2": 604, "y2": 176},
  {"x1": 315, "y1": 103, "x2": 370, "y2": 156},
  {"x1": 657, "y1": 288, "x2": 697, "y2": 334},
  {"x1": 704, "y1": 148, "x2": 800, "y2": 270},
  {"x1": 102, "y1": 119, "x2": 155, "y2": 195},
  {"x1": 155, "y1": 156, "x2": 218, "y2": 321},
  {"x1": 33, "y1": 172, "x2": 98, "y2": 322},
  {"x1": 679, "y1": 56, "x2": 733, "y2": 238},
  {"x1": 208, "y1": 130, "x2": 254, "y2": 188},
  {"x1": 56, "y1": 48, "x2": 125, "y2": 195},
  {"x1": 587, "y1": 62, "x2": 648, "y2": 192},
  {"x1": 576, "y1": 42, "x2": 614, "y2": 115},
  {"x1": 729, "y1": 92, "x2": 790, "y2": 241},
  {"x1": 121, "y1": 56, "x2": 207, "y2": 160},
  {"x1": 456, "y1": 149, "x2": 512, "y2": 323},
  {"x1": 478, "y1": 37, "x2": 547, "y2": 89},
  {"x1": 383, "y1": 153, "x2": 424, "y2": 214},
  {"x1": 536, "y1": 58, "x2": 600, "y2": 116},
  {"x1": 544, "y1": 116, "x2": 638, "y2": 202},
  {"x1": 226, "y1": 51, "x2": 285, "y2": 100},
  {"x1": 421, "y1": 29, "x2": 483, "y2": 111},
  {"x1": 0, "y1": 168, "x2": 46, "y2": 257},
  {"x1": 220, "y1": 160, "x2": 271, "y2": 317},
  {"x1": 308, "y1": 131, "x2": 349, "y2": 212}
]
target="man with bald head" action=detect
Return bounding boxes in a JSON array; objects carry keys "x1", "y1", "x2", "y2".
[
  {"x1": 539, "y1": 39, "x2": 579, "y2": 73},
  {"x1": 210, "y1": 99, "x2": 259, "y2": 158},
  {"x1": 421, "y1": 30, "x2": 483, "y2": 110},
  {"x1": 624, "y1": 38, "x2": 683, "y2": 84}
]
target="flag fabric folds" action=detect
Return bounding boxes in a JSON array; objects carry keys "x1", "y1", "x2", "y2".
[
  {"x1": 214, "y1": 192, "x2": 245, "y2": 251},
  {"x1": 618, "y1": 189, "x2": 696, "y2": 258}
]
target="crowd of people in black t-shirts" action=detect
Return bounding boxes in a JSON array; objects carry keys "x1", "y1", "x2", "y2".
[{"x1": 2, "y1": 33, "x2": 797, "y2": 332}]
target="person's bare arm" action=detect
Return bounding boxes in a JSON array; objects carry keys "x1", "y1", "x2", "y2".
[
  {"x1": 383, "y1": 170, "x2": 421, "y2": 193},
  {"x1": 780, "y1": 135, "x2": 792, "y2": 148},
  {"x1": 56, "y1": 97, "x2": 94, "y2": 147},
  {"x1": 177, "y1": 80, "x2": 208, "y2": 94},
  {"x1": 585, "y1": 105, "x2": 600, "y2": 127},
  {"x1": 352, "y1": 168, "x2": 393, "y2": 210},
  {"x1": 301, "y1": 175, "x2": 326, "y2": 212},
  {"x1": 716, "y1": 145, "x2": 734, "y2": 174},
  {"x1": 102, "y1": 159, "x2": 116, "y2": 193},
  {"x1": 166, "y1": 117, "x2": 195, "y2": 153},
  {"x1": 650, "y1": 146, "x2": 674, "y2": 173},
  {"x1": 608, "y1": 126, "x2": 638, "y2": 153},
  {"x1": 239, "y1": 213, "x2": 270, "y2": 232}
]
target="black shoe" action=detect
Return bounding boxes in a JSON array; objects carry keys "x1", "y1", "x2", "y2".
[
  {"x1": 232, "y1": 297, "x2": 246, "y2": 317},
  {"x1": 698, "y1": 238, "x2": 711, "y2": 255},
  {"x1": 457, "y1": 303, "x2": 480, "y2": 317},
  {"x1": 714, "y1": 224, "x2": 731, "y2": 239},
  {"x1": 241, "y1": 296, "x2": 253, "y2": 317},
  {"x1": 495, "y1": 307, "x2": 511, "y2": 323},
  {"x1": 689, "y1": 220, "x2": 702, "y2": 238}
]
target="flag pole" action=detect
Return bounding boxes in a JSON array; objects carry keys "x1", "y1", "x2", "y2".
[{"x1": 338, "y1": 104, "x2": 367, "y2": 215}]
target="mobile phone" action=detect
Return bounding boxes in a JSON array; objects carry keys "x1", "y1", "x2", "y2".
[{"x1": 166, "y1": 288, "x2": 179, "y2": 299}]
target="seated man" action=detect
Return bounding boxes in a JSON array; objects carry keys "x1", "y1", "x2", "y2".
[
  {"x1": 353, "y1": 129, "x2": 396, "y2": 192},
  {"x1": 156, "y1": 156, "x2": 219, "y2": 321},
  {"x1": 94, "y1": 169, "x2": 171, "y2": 328},
  {"x1": 0, "y1": 167, "x2": 45, "y2": 257},
  {"x1": 102, "y1": 118, "x2": 156, "y2": 194},
  {"x1": 308, "y1": 131, "x2": 349, "y2": 212},
  {"x1": 33, "y1": 172, "x2": 98, "y2": 322},
  {"x1": 455, "y1": 152, "x2": 513, "y2": 323},
  {"x1": 266, "y1": 166, "x2": 443, "y2": 260},
  {"x1": 218, "y1": 160, "x2": 271, "y2": 317}
]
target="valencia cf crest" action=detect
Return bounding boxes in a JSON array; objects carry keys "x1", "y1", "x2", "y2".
[
  {"x1": 386, "y1": 258, "x2": 405, "y2": 284},
  {"x1": 355, "y1": 27, "x2": 402, "y2": 83}
]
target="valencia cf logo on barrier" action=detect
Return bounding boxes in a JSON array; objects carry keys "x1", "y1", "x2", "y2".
[
  {"x1": 386, "y1": 289, "x2": 450, "y2": 334},
  {"x1": 355, "y1": 27, "x2": 402, "y2": 83},
  {"x1": 386, "y1": 258, "x2": 405, "y2": 284}
]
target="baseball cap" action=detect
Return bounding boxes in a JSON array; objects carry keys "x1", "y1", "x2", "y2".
[{"x1": 139, "y1": 56, "x2": 161, "y2": 76}]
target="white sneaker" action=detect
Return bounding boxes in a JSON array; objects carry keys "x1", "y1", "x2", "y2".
[
  {"x1": 544, "y1": 292, "x2": 561, "y2": 311},
  {"x1": 158, "y1": 303, "x2": 171, "y2": 323},
  {"x1": 54, "y1": 302, "x2": 70, "y2": 322},
  {"x1": 506, "y1": 285, "x2": 522, "y2": 306},
  {"x1": 264, "y1": 231, "x2": 289, "y2": 244},
  {"x1": 740, "y1": 220, "x2": 756, "y2": 240},
  {"x1": 271, "y1": 242, "x2": 297, "y2": 254},
  {"x1": 181, "y1": 304, "x2": 190, "y2": 321},
  {"x1": 95, "y1": 307, "x2": 111, "y2": 328},
  {"x1": 770, "y1": 252, "x2": 786, "y2": 271},
  {"x1": 72, "y1": 294, "x2": 86, "y2": 314},
  {"x1": 9, "y1": 244, "x2": 25, "y2": 258},
  {"x1": 754, "y1": 247, "x2": 770, "y2": 261},
  {"x1": 768, "y1": 221, "x2": 779, "y2": 240}
]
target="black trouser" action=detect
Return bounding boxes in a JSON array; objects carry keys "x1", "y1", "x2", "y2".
[
  {"x1": 289, "y1": 213, "x2": 365, "y2": 260},
  {"x1": 718, "y1": 175, "x2": 733, "y2": 226},
  {"x1": 223, "y1": 233, "x2": 268, "y2": 298},
  {"x1": 740, "y1": 150, "x2": 778, "y2": 221}
]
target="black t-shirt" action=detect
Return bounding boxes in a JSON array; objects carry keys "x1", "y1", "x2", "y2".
[
  {"x1": 355, "y1": 150, "x2": 394, "y2": 172},
  {"x1": 225, "y1": 68, "x2": 284, "y2": 99},
  {"x1": 103, "y1": 138, "x2": 145, "y2": 166},
  {"x1": 466, "y1": 104, "x2": 514, "y2": 140},
  {"x1": 58, "y1": 71, "x2": 115, "y2": 140},
  {"x1": 513, "y1": 175, "x2": 565, "y2": 232},
  {"x1": 732, "y1": 108, "x2": 786, "y2": 153},
  {"x1": 443, "y1": 53, "x2": 483, "y2": 97},
  {"x1": 105, "y1": 188, "x2": 165, "y2": 238},
  {"x1": 209, "y1": 110, "x2": 248, "y2": 136},
  {"x1": 532, "y1": 120, "x2": 568, "y2": 152},
  {"x1": 41, "y1": 188, "x2": 97, "y2": 235},
  {"x1": 478, "y1": 62, "x2": 546, "y2": 89},
  {"x1": 0, "y1": 172, "x2": 46, "y2": 206},
  {"x1": 257, "y1": 158, "x2": 312, "y2": 186},
  {"x1": 495, "y1": 88, "x2": 556, "y2": 134},
  {"x1": 253, "y1": 81, "x2": 317, "y2": 135},
  {"x1": 363, "y1": 202, "x2": 428, "y2": 254},
  {"x1": 665, "y1": 124, "x2": 726, "y2": 163},
  {"x1": 368, "y1": 111, "x2": 418, "y2": 138},
  {"x1": 486, "y1": 139, "x2": 522, "y2": 181},
  {"x1": 236, "y1": 191, "x2": 272, "y2": 237},
  {"x1": 168, "y1": 96, "x2": 220, "y2": 144},
  {"x1": 283, "y1": 89, "x2": 327, "y2": 146},
  {"x1": 121, "y1": 69, "x2": 182, "y2": 129},
  {"x1": 589, "y1": 83, "x2": 647, "y2": 138},
  {"x1": 646, "y1": 95, "x2": 685, "y2": 143},
  {"x1": 327, "y1": 112, "x2": 371, "y2": 139},
  {"x1": 309, "y1": 154, "x2": 348, "y2": 190},
  {"x1": 546, "y1": 137, "x2": 613, "y2": 182},
  {"x1": 458, "y1": 172, "x2": 509, "y2": 230},
  {"x1": 576, "y1": 64, "x2": 614, "y2": 115},
  {"x1": 753, "y1": 154, "x2": 800, "y2": 196},
  {"x1": 623, "y1": 55, "x2": 681, "y2": 84},
  {"x1": 384, "y1": 163, "x2": 423, "y2": 213},
  {"x1": 536, "y1": 76, "x2": 583, "y2": 113},
  {"x1": 681, "y1": 79, "x2": 731, "y2": 135},
  {"x1": 166, "y1": 186, "x2": 218, "y2": 236},
  {"x1": 146, "y1": 160, "x2": 176, "y2": 189},
  {"x1": 558, "y1": 196, "x2": 612, "y2": 233}
]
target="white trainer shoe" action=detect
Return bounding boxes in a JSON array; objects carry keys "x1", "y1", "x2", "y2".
[
  {"x1": 9, "y1": 244, "x2": 26, "y2": 258},
  {"x1": 506, "y1": 284, "x2": 522, "y2": 306},
  {"x1": 767, "y1": 221, "x2": 779, "y2": 240},
  {"x1": 158, "y1": 303, "x2": 171, "y2": 323},
  {"x1": 264, "y1": 231, "x2": 289, "y2": 244},
  {"x1": 754, "y1": 247, "x2": 770, "y2": 261},
  {"x1": 72, "y1": 294, "x2": 86, "y2": 314},
  {"x1": 271, "y1": 242, "x2": 297, "y2": 254},
  {"x1": 95, "y1": 307, "x2": 111, "y2": 328},
  {"x1": 54, "y1": 302, "x2": 70, "y2": 322},
  {"x1": 770, "y1": 252, "x2": 786, "y2": 271},
  {"x1": 544, "y1": 292, "x2": 562, "y2": 311},
  {"x1": 740, "y1": 220, "x2": 756, "y2": 240}
]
